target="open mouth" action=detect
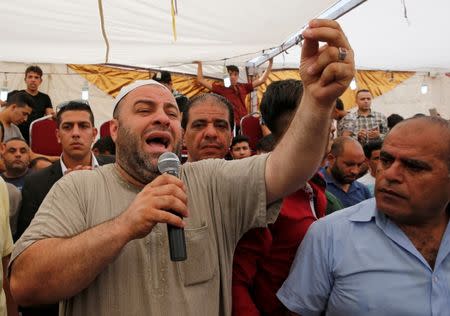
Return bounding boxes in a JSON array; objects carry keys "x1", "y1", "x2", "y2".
[{"x1": 145, "y1": 134, "x2": 170, "y2": 150}]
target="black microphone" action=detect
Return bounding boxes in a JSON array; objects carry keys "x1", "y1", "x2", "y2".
[{"x1": 157, "y1": 152, "x2": 187, "y2": 261}]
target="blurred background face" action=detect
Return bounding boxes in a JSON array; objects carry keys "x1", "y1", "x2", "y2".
[
  {"x1": 356, "y1": 91, "x2": 372, "y2": 112},
  {"x1": 231, "y1": 141, "x2": 251, "y2": 159},
  {"x1": 368, "y1": 149, "x2": 381, "y2": 175},
  {"x1": 329, "y1": 143, "x2": 366, "y2": 184},
  {"x1": 3, "y1": 139, "x2": 30, "y2": 174},
  {"x1": 228, "y1": 71, "x2": 239, "y2": 86},
  {"x1": 184, "y1": 101, "x2": 232, "y2": 162},
  {"x1": 25, "y1": 71, "x2": 42, "y2": 92},
  {"x1": 11, "y1": 105, "x2": 32, "y2": 125}
]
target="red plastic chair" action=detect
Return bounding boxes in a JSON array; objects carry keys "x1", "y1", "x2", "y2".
[
  {"x1": 240, "y1": 112, "x2": 263, "y2": 152},
  {"x1": 100, "y1": 120, "x2": 112, "y2": 138},
  {"x1": 29, "y1": 115, "x2": 62, "y2": 156}
]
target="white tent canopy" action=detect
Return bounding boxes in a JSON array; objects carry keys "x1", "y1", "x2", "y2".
[
  {"x1": 2, "y1": 0, "x2": 450, "y2": 76},
  {"x1": 1, "y1": 0, "x2": 335, "y2": 73},
  {"x1": 1, "y1": 0, "x2": 449, "y2": 122},
  {"x1": 279, "y1": 0, "x2": 450, "y2": 73}
]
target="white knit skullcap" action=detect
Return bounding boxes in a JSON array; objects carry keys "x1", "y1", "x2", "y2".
[{"x1": 112, "y1": 79, "x2": 166, "y2": 111}]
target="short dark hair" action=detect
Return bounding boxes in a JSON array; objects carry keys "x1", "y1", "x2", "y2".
[
  {"x1": 56, "y1": 101, "x2": 95, "y2": 127},
  {"x1": 335, "y1": 98, "x2": 344, "y2": 111},
  {"x1": 176, "y1": 95, "x2": 189, "y2": 114},
  {"x1": 330, "y1": 136, "x2": 360, "y2": 157},
  {"x1": 231, "y1": 135, "x2": 249, "y2": 148},
  {"x1": 260, "y1": 79, "x2": 303, "y2": 138},
  {"x1": 93, "y1": 136, "x2": 116, "y2": 155},
  {"x1": 356, "y1": 89, "x2": 371, "y2": 97},
  {"x1": 25, "y1": 65, "x2": 43, "y2": 78},
  {"x1": 363, "y1": 139, "x2": 383, "y2": 159},
  {"x1": 226, "y1": 65, "x2": 239, "y2": 74},
  {"x1": 181, "y1": 93, "x2": 234, "y2": 131},
  {"x1": 6, "y1": 91, "x2": 35, "y2": 109},
  {"x1": 4, "y1": 137, "x2": 29, "y2": 147},
  {"x1": 387, "y1": 113, "x2": 404, "y2": 129},
  {"x1": 256, "y1": 134, "x2": 276, "y2": 153},
  {"x1": 152, "y1": 71, "x2": 172, "y2": 84}
]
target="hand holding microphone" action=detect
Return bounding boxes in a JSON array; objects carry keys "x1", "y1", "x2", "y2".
[
  {"x1": 158, "y1": 152, "x2": 187, "y2": 261},
  {"x1": 116, "y1": 154, "x2": 187, "y2": 261}
]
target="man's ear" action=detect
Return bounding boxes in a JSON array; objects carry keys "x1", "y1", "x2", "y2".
[
  {"x1": 109, "y1": 119, "x2": 119, "y2": 142},
  {"x1": 327, "y1": 153, "x2": 336, "y2": 165},
  {"x1": 92, "y1": 127, "x2": 98, "y2": 141},
  {"x1": 55, "y1": 129, "x2": 61, "y2": 143}
]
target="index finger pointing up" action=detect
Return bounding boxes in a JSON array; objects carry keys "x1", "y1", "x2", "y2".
[{"x1": 302, "y1": 19, "x2": 351, "y2": 52}]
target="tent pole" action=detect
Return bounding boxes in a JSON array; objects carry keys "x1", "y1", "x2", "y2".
[{"x1": 246, "y1": 0, "x2": 367, "y2": 74}]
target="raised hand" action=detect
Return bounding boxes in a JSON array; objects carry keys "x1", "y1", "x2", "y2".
[{"x1": 300, "y1": 19, "x2": 355, "y2": 107}]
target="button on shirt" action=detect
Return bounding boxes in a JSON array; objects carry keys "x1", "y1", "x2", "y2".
[
  {"x1": 277, "y1": 198, "x2": 450, "y2": 316},
  {"x1": 323, "y1": 169, "x2": 371, "y2": 208}
]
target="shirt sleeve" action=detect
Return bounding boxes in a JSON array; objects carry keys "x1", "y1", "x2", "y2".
[
  {"x1": 211, "y1": 82, "x2": 226, "y2": 94},
  {"x1": 45, "y1": 94, "x2": 53, "y2": 108},
  {"x1": 11, "y1": 173, "x2": 88, "y2": 263},
  {"x1": 214, "y1": 154, "x2": 280, "y2": 239},
  {"x1": 243, "y1": 83, "x2": 254, "y2": 94},
  {"x1": 340, "y1": 114, "x2": 356, "y2": 136},
  {"x1": 276, "y1": 219, "x2": 333, "y2": 316},
  {"x1": 182, "y1": 154, "x2": 280, "y2": 246},
  {"x1": 16, "y1": 175, "x2": 36, "y2": 239},
  {"x1": 0, "y1": 180, "x2": 13, "y2": 257},
  {"x1": 336, "y1": 119, "x2": 345, "y2": 137}
]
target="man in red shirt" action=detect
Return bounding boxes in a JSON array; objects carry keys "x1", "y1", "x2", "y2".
[
  {"x1": 195, "y1": 59, "x2": 272, "y2": 129},
  {"x1": 232, "y1": 79, "x2": 328, "y2": 316}
]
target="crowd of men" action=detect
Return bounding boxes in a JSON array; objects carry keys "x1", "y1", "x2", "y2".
[{"x1": 0, "y1": 19, "x2": 448, "y2": 316}]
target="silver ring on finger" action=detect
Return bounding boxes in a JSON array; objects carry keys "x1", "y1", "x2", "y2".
[{"x1": 338, "y1": 47, "x2": 347, "y2": 62}]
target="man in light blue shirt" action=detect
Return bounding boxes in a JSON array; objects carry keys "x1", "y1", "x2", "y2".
[{"x1": 277, "y1": 116, "x2": 450, "y2": 316}]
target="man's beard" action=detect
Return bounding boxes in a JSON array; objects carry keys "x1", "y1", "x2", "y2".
[
  {"x1": 115, "y1": 124, "x2": 181, "y2": 184},
  {"x1": 5, "y1": 162, "x2": 28, "y2": 177},
  {"x1": 330, "y1": 163, "x2": 355, "y2": 185}
]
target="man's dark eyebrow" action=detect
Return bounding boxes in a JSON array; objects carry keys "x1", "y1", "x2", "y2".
[
  {"x1": 191, "y1": 119, "x2": 207, "y2": 124},
  {"x1": 381, "y1": 150, "x2": 432, "y2": 170},
  {"x1": 133, "y1": 99, "x2": 156, "y2": 107},
  {"x1": 213, "y1": 119, "x2": 229, "y2": 125},
  {"x1": 379, "y1": 151, "x2": 394, "y2": 160},
  {"x1": 164, "y1": 102, "x2": 180, "y2": 113},
  {"x1": 133, "y1": 100, "x2": 179, "y2": 113},
  {"x1": 401, "y1": 158, "x2": 432, "y2": 170}
]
